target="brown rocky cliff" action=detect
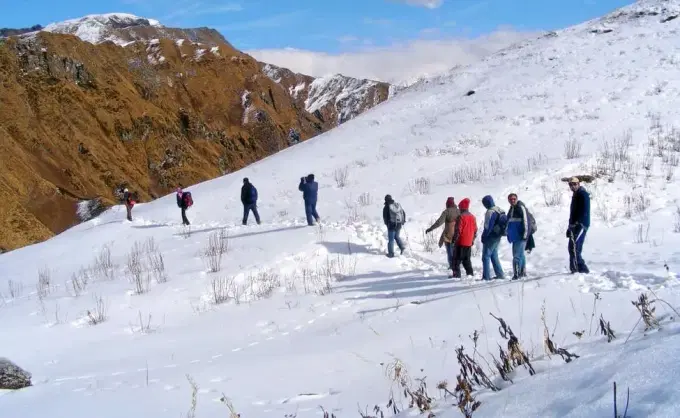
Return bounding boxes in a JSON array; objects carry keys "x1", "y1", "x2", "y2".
[{"x1": 0, "y1": 32, "x2": 341, "y2": 251}]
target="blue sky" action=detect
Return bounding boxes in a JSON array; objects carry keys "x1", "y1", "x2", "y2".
[{"x1": 2, "y1": 0, "x2": 635, "y2": 53}]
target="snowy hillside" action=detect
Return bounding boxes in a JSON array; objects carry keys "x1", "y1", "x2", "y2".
[{"x1": 3, "y1": 1, "x2": 680, "y2": 417}]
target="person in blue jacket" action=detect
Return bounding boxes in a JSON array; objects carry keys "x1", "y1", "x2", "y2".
[
  {"x1": 241, "y1": 177, "x2": 261, "y2": 225},
  {"x1": 567, "y1": 177, "x2": 590, "y2": 274},
  {"x1": 298, "y1": 174, "x2": 320, "y2": 226},
  {"x1": 481, "y1": 195, "x2": 506, "y2": 280},
  {"x1": 506, "y1": 193, "x2": 530, "y2": 280}
]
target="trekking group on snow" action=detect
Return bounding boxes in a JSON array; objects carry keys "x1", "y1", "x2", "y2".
[
  {"x1": 385, "y1": 176, "x2": 590, "y2": 280},
  {"x1": 122, "y1": 173, "x2": 590, "y2": 281}
]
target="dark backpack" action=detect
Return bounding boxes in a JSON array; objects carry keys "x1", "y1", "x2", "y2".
[
  {"x1": 492, "y1": 208, "x2": 508, "y2": 236},
  {"x1": 182, "y1": 191, "x2": 193, "y2": 208},
  {"x1": 250, "y1": 185, "x2": 258, "y2": 202},
  {"x1": 524, "y1": 204, "x2": 537, "y2": 234}
]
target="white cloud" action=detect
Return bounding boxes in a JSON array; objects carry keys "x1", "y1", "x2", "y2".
[
  {"x1": 246, "y1": 30, "x2": 537, "y2": 85},
  {"x1": 393, "y1": 0, "x2": 444, "y2": 9}
]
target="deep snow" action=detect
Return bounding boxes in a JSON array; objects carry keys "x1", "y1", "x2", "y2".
[{"x1": 3, "y1": 1, "x2": 680, "y2": 417}]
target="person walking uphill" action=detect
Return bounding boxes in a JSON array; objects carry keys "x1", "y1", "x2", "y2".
[
  {"x1": 567, "y1": 177, "x2": 591, "y2": 274},
  {"x1": 451, "y1": 198, "x2": 477, "y2": 278},
  {"x1": 176, "y1": 187, "x2": 192, "y2": 226},
  {"x1": 299, "y1": 174, "x2": 320, "y2": 226},
  {"x1": 241, "y1": 177, "x2": 261, "y2": 225},
  {"x1": 481, "y1": 195, "x2": 507, "y2": 281},
  {"x1": 123, "y1": 188, "x2": 134, "y2": 222},
  {"x1": 425, "y1": 197, "x2": 460, "y2": 276},
  {"x1": 383, "y1": 194, "x2": 406, "y2": 258},
  {"x1": 506, "y1": 193, "x2": 536, "y2": 280}
]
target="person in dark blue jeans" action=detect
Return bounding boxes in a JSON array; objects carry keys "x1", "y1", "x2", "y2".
[
  {"x1": 298, "y1": 174, "x2": 320, "y2": 226},
  {"x1": 241, "y1": 177, "x2": 261, "y2": 225},
  {"x1": 567, "y1": 177, "x2": 590, "y2": 274},
  {"x1": 383, "y1": 194, "x2": 406, "y2": 257},
  {"x1": 481, "y1": 195, "x2": 506, "y2": 280}
]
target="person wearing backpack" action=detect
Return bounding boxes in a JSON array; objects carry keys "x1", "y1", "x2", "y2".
[
  {"x1": 241, "y1": 177, "x2": 261, "y2": 225},
  {"x1": 481, "y1": 195, "x2": 506, "y2": 281},
  {"x1": 123, "y1": 188, "x2": 134, "y2": 222},
  {"x1": 176, "y1": 187, "x2": 191, "y2": 225},
  {"x1": 425, "y1": 197, "x2": 460, "y2": 275},
  {"x1": 566, "y1": 177, "x2": 590, "y2": 274},
  {"x1": 299, "y1": 174, "x2": 320, "y2": 226},
  {"x1": 505, "y1": 193, "x2": 536, "y2": 280},
  {"x1": 451, "y1": 198, "x2": 477, "y2": 278},
  {"x1": 383, "y1": 194, "x2": 406, "y2": 258}
]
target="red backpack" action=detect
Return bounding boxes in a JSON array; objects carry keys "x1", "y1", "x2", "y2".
[{"x1": 182, "y1": 191, "x2": 193, "y2": 208}]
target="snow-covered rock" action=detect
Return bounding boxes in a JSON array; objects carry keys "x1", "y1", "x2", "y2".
[
  {"x1": 0, "y1": 358, "x2": 32, "y2": 390},
  {"x1": 261, "y1": 63, "x2": 390, "y2": 125}
]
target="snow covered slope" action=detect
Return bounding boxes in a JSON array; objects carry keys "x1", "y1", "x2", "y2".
[
  {"x1": 262, "y1": 63, "x2": 390, "y2": 125},
  {"x1": 3, "y1": 1, "x2": 680, "y2": 417}
]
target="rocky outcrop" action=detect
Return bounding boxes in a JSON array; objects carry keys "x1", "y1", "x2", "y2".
[
  {"x1": 40, "y1": 13, "x2": 230, "y2": 47},
  {"x1": 0, "y1": 358, "x2": 32, "y2": 390},
  {"x1": 261, "y1": 63, "x2": 390, "y2": 125}
]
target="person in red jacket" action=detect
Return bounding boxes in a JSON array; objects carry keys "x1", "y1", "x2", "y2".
[{"x1": 451, "y1": 198, "x2": 477, "y2": 278}]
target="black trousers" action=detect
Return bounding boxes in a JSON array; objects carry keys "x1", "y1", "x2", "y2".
[
  {"x1": 181, "y1": 207, "x2": 190, "y2": 225},
  {"x1": 453, "y1": 245, "x2": 473, "y2": 277}
]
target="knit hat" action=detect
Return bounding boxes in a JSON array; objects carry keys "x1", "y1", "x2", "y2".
[
  {"x1": 568, "y1": 176, "x2": 580, "y2": 184},
  {"x1": 458, "y1": 198, "x2": 470, "y2": 211},
  {"x1": 446, "y1": 197, "x2": 455, "y2": 208}
]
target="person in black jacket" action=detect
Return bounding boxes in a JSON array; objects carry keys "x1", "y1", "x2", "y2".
[
  {"x1": 176, "y1": 187, "x2": 191, "y2": 226},
  {"x1": 566, "y1": 177, "x2": 590, "y2": 274},
  {"x1": 382, "y1": 194, "x2": 406, "y2": 257},
  {"x1": 241, "y1": 178, "x2": 261, "y2": 225}
]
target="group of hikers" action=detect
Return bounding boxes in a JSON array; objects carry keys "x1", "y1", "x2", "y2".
[
  {"x1": 122, "y1": 173, "x2": 591, "y2": 281},
  {"x1": 384, "y1": 176, "x2": 591, "y2": 280}
]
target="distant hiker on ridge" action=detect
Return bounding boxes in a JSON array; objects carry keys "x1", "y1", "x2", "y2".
[
  {"x1": 425, "y1": 197, "x2": 460, "y2": 276},
  {"x1": 451, "y1": 198, "x2": 477, "y2": 278},
  {"x1": 241, "y1": 177, "x2": 261, "y2": 225},
  {"x1": 123, "y1": 188, "x2": 134, "y2": 222},
  {"x1": 505, "y1": 193, "x2": 536, "y2": 280},
  {"x1": 299, "y1": 174, "x2": 320, "y2": 226},
  {"x1": 383, "y1": 194, "x2": 406, "y2": 258},
  {"x1": 176, "y1": 187, "x2": 192, "y2": 226},
  {"x1": 567, "y1": 177, "x2": 590, "y2": 274},
  {"x1": 480, "y1": 195, "x2": 507, "y2": 281}
]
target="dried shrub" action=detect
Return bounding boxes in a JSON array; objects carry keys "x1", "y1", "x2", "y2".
[
  {"x1": 631, "y1": 293, "x2": 660, "y2": 331},
  {"x1": 490, "y1": 313, "x2": 535, "y2": 375},
  {"x1": 333, "y1": 166, "x2": 350, "y2": 188},
  {"x1": 357, "y1": 192, "x2": 373, "y2": 207},
  {"x1": 202, "y1": 229, "x2": 229, "y2": 273},
  {"x1": 419, "y1": 229, "x2": 438, "y2": 253},
  {"x1": 564, "y1": 136, "x2": 583, "y2": 159},
  {"x1": 407, "y1": 177, "x2": 431, "y2": 195},
  {"x1": 541, "y1": 181, "x2": 563, "y2": 207},
  {"x1": 87, "y1": 294, "x2": 108, "y2": 325},
  {"x1": 541, "y1": 302, "x2": 580, "y2": 363},
  {"x1": 126, "y1": 242, "x2": 149, "y2": 294},
  {"x1": 599, "y1": 314, "x2": 616, "y2": 342}
]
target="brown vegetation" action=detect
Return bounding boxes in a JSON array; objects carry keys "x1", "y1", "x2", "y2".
[{"x1": 0, "y1": 30, "x2": 388, "y2": 250}]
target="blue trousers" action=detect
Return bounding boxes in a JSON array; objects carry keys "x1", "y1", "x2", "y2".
[
  {"x1": 482, "y1": 238, "x2": 504, "y2": 280},
  {"x1": 445, "y1": 242, "x2": 455, "y2": 269},
  {"x1": 304, "y1": 200, "x2": 319, "y2": 225},
  {"x1": 243, "y1": 203, "x2": 260, "y2": 224},
  {"x1": 568, "y1": 227, "x2": 589, "y2": 273},
  {"x1": 387, "y1": 225, "x2": 405, "y2": 256},
  {"x1": 512, "y1": 239, "x2": 527, "y2": 278}
]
